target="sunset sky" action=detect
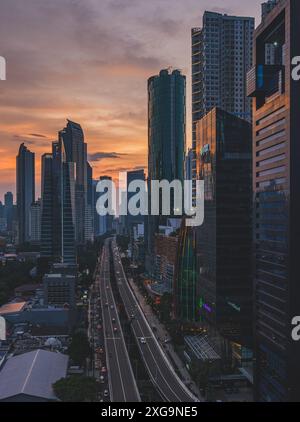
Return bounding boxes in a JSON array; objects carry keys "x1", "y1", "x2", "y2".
[{"x1": 0, "y1": 0, "x2": 261, "y2": 201}]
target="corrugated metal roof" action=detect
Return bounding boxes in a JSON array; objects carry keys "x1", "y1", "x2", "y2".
[{"x1": 0, "y1": 349, "x2": 69, "y2": 401}]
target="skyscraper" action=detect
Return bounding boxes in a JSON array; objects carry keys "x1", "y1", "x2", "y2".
[
  {"x1": 16, "y1": 144, "x2": 35, "y2": 244},
  {"x1": 94, "y1": 176, "x2": 113, "y2": 237},
  {"x1": 4, "y1": 192, "x2": 13, "y2": 232},
  {"x1": 29, "y1": 199, "x2": 41, "y2": 243},
  {"x1": 147, "y1": 69, "x2": 186, "y2": 270},
  {"x1": 41, "y1": 139, "x2": 76, "y2": 265},
  {"x1": 196, "y1": 108, "x2": 252, "y2": 345},
  {"x1": 192, "y1": 12, "x2": 254, "y2": 198},
  {"x1": 85, "y1": 162, "x2": 94, "y2": 242},
  {"x1": 126, "y1": 169, "x2": 145, "y2": 234},
  {"x1": 60, "y1": 120, "x2": 88, "y2": 245},
  {"x1": 247, "y1": 0, "x2": 300, "y2": 402}
]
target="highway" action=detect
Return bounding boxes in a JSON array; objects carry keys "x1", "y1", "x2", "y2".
[
  {"x1": 110, "y1": 237, "x2": 199, "y2": 402},
  {"x1": 95, "y1": 239, "x2": 141, "y2": 402}
]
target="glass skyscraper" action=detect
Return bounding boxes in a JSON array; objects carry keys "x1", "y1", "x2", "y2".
[
  {"x1": 60, "y1": 120, "x2": 88, "y2": 245},
  {"x1": 16, "y1": 143, "x2": 35, "y2": 244},
  {"x1": 196, "y1": 108, "x2": 252, "y2": 345},
  {"x1": 146, "y1": 69, "x2": 186, "y2": 270},
  {"x1": 41, "y1": 139, "x2": 76, "y2": 265}
]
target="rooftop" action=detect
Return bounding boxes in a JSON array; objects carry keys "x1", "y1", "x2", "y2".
[
  {"x1": 0, "y1": 349, "x2": 69, "y2": 401},
  {"x1": 0, "y1": 302, "x2": 27, "y2": 316},
  {"x1": 185, "y1": 335, "x2": 221, "y2": 362}
]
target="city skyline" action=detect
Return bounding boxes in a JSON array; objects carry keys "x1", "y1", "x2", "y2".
[{"x1": 0, "y1": 0, "x2": 262, "y2": 199}]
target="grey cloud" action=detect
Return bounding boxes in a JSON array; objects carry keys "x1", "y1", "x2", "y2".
[{"x1": 89, "y1": 152, "x2": 128, "y2": 162}]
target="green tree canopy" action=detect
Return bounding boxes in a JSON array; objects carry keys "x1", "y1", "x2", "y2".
[
  {"x1": 68, "y1": 330, "x2": 91, "y2": 366},
  {"x1": 53, "y1": 376, "x2": 99, "y2": 402}
]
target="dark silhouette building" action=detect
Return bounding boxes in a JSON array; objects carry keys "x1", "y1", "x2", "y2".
[
  {"x1": 196, "y1": 108, "x2": 252, "y2": 346},
  {"x1": 16, "y1": 144, "x2": 35, "y2": 244},
  {"x1": 247, "y1": 0, "x2": 300, "y2": 402}
]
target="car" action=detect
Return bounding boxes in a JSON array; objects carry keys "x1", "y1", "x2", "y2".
[
  {"x1": 113, "y1": 327, "x2": 118, "y2": 333},
  {"x1": 140, "y1": 337, "x2": 146, "y2": 344},
  {"x1": 112, "y1": 318, "x2": 116, "y2": 323},
  {"x1": 106, "y1": 285, "x2": 109, "y2": 289},
  {"x1": 104, "y1": 390, "x2": 109, "y2": 397},
  {"x1": 105, "y1": 302, "x2": 109, "y2": 307},
  {"x1": 110, "y1": 305, "x2": 114, "y2": 310},
  {"x1": 101, "y1": 366, "x2": 107, "y2": 373}
]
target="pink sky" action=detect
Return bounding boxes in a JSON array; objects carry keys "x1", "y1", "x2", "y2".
[{"x1": 0, "y1": 0, "x2": 262, "y2": 201}]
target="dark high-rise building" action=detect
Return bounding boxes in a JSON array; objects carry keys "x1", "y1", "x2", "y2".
[
  {"x1": 85, "y1": 162, "x2": 94, "y2": 242},
  {"x1": 196, "y1": 108, "x2": 252, "y2": 345},
  {"x1": 41, "y1": 139, "x2": 76, "y2": 265},
  {"x1": 174, "y1": 220, "x2": 198, "y2": 322},
  {"x1": 147, "y1": 69, "x2": 186, "y2": 269},
  {"x1": 148, "y1": 69, "x2": 186, "y2": 183},
  {"x1": 4, "y1": 192, "x2": 13, "y2": 231},
  {"x1": 16, "y1": 144, "x2": 35, "y2": 244},
  {"x1": 126, "y1": 169, "x2": 145, "y2": 234},
  {"x1": 247, "y1": 0, "x2": 300, "y2": 402},
  {"x1": 4, "y1": 192, "x2": 13, "y2": 208},
  {"x1": 29, "y1": 199, "x2": 41, "y2": 243},
  {"x1": 60, "y1": 120, "x2": 87, "y2": 244},
  {"x1": 192, "y1": 12, "x2": 254, "y2": 200},
  {"x1": 94, "y1": 176, "x2": 113, "y2": 237}
]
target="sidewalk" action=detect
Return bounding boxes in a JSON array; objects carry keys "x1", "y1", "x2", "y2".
[{"x1": 127, "y1": 277, "x2": 203, "y2": 400}]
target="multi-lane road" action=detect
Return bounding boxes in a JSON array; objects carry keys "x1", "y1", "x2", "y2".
[
  {"x1": 95, "y1": 239, "x2": 140, "y2": 402},
  {"x1": 110, "y1": 238, "x2": 199, "y2": 402}
]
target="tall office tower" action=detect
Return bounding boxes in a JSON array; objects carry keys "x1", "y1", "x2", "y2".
[
  {"x1": 29, "y1": 199, "x2": 41, "y2": 243},
  {"x1": 16, "y1": 144, "x2": 35, "y2": 244},
  {"x1": 60, "y1": 120, "x2": 87, "y2": 244},
  {"x1": 41, "y1": 140, "x2": 76, "y2": 265},
  {"x1": 147, "y1": 69, "x2": 186, "y2": 270},
  {"x1": 247, "y1": 0, "x2": 300, "y2": 402},
  {"x1": 191, "y1": 12, "x2": 254, "y2": 199},
  {"x1": 4, "y1": 192, "x2": 13, "y2": 231},
  {"x1": 94, "y1": 176, "x2": 113, "y2": 236},
  {"x1": 85, "y1": 162, "x2": 94, "y2": 242},
  {"x1": 196, "y1": 108, "x2": 252, "y2": 345},
  {"x1": 126, "y1": 169, "x2": 145, "y2": 234}
]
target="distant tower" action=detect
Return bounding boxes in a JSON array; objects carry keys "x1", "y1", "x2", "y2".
[{"x1": 16, "y1": 144, "x2": 35, "y2": 244}]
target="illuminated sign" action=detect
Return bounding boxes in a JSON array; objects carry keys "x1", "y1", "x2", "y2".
[{"x1": 199, "y1": 297, "x2": 212, "y2": 313}]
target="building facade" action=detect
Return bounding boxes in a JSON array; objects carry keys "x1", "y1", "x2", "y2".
[
  {"x1": 59, "y1": 120, "x2": 88, "y2": 245},
  {"x1": 247, "y1": 0, "x2": 300, "y2": 402},
  {"x1": 16, "y1": 144, "x2": 35, "y2": 244},
  {"x1": 41, "y1": 139, "x2": 76, "y2": 265},
  {"x1": 196, "y1": 108, "x2": 252, "y2": 345},
  {"x1": 147, "y1": 69, "x2": 186, "y2": 270},
  {"x1": 192, "y1": 12, "x2": 254, "y2": 198},
  {"x1": 29, "y1": 199, "x2": 41, "y2": 243}
]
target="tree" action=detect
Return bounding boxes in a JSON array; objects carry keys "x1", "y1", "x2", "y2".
[
  {"x1": 53, "y1": 376, "x2": 99, "y2": 402},
  {"x1": 68, "y1": 330, "x2": 91, "y2": 366}
]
